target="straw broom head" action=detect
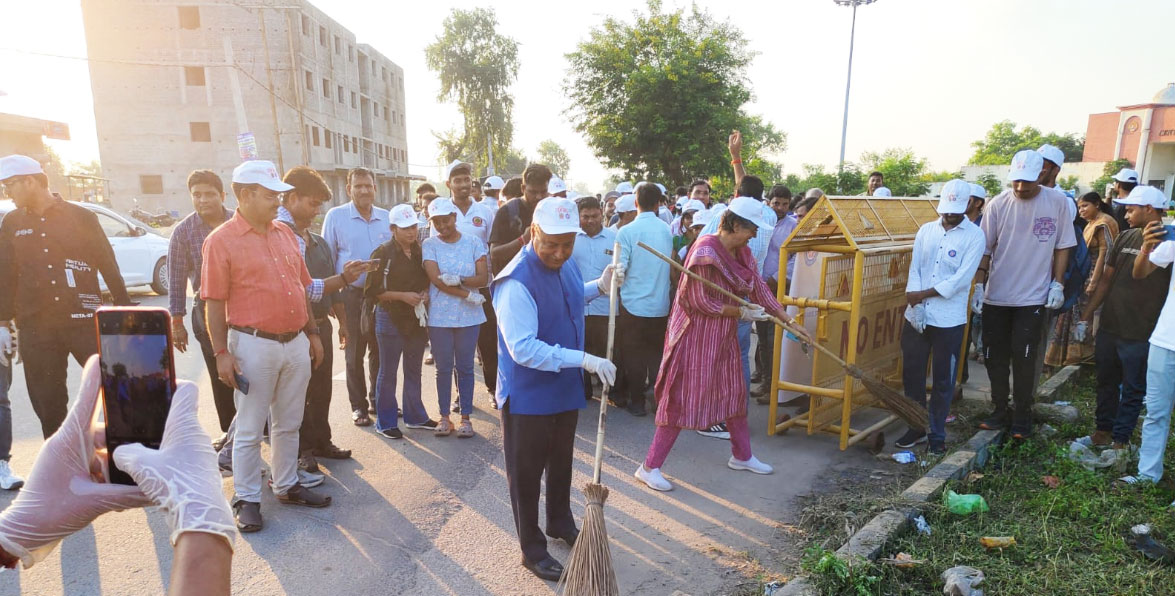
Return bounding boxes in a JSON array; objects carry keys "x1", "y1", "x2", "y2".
[{"x1": 557, "y1": 482, "x2": 619, "y2": 596}]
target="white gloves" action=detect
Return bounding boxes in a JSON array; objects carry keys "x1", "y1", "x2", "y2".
[
  {"x1": 439, "y1": 273, "x2": 462, "y2": 287},
  {"x1": 114, "y1": 380, "x2": 236, "y2": 550},
  {"x1": 582, "y1": 353, "x2": 617, "y2": 386},
  {"x1": 611, "y1": 262, "x2": 626, "y2": 290},
  {"x1": 463, "y1": 291, "x2": 486, "y2": 306},
  {"x1": 1045, "y1": 280, "x2": 1065, "y2": 310},
  {"x1": 597, "y1": 264, "x2": 618, "y2": 295},
  {"x1": 739, "y1": 305, "x2": 770, "y2": 322},
  {"x1": 414, "y1": 301, "x2": 428, "y2": 327},
  {"x1": 0, "y1": 327, "x2": 11, "y2": 367},
  {"x1": 909, "y1": 304, "x2": 926, "y2": 334},
  {"x1": 970, "y1": 283, "x2": 984, "y2": 314},
  {"x1": 1073, "y1": 320, "x2": 1089, "y2": 342}
]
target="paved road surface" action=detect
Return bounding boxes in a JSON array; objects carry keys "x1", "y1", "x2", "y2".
[{"x1": 0, "y1": 291, "x2": 884, "y2": 595}]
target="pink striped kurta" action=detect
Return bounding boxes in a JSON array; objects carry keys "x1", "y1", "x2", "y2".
[{"x1": 653, "y1": 234, "x2": 783, "y2": 429}]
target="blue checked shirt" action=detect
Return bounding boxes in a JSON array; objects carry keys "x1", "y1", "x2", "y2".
[
  {"x1": 167, "y1": 207, "x2": 232, "y2": 315},
  {"x1": 276, "y1": 206, "x2": 326, "y2": 303}
]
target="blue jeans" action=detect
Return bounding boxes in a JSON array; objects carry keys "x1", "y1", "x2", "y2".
[
  {"x1": 375, "y1": 309, "x2": 429, "y2": 431},
  {"x1": 0, "y1": 359, "x2": 11, "y2": 461},
  {"x1": 429, "y1": 325, "x2": 479, "y2": 416},
  {"x1": 1094, "y1": 330, "x2": 1150, "y2": 444},
  {"x1": 1138, "y1": 344, "x2": 1175, "y2": 482},
  {"x1": 738, "y1": 320, "x2": 752, "y2": 400},
  {"x1": 901, "y1": 321, "x2": 965, "y2": 446}
]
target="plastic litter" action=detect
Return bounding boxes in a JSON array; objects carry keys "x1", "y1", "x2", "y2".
[
  {"x1": 763, "y1": 580, "x2": 786, "y2": 595},
  {"x1": 1130, "y1": 524, "x2": 1175, "y2": 565},
  {"x1": 1053, "y1": 401, "x2": 1071, "y2": 406},
  {"x1": 892, "y1": 451, "x2": 916, "y2": 464},
  {"x1": 1038, "y1": 423, "x2": 1057, "y2": 438},
  {"x1": 1068, "y1": 440, "x2": 1128, "y2": 471},
  {"x1": 880, "y1": 552, "x2": 923, "y2": 568},
  {"x1": 941, "y1": 565, "x2": 985, "y2": 596},
  {"x1": 979, "y1": 536, "x2": 1016, "y2": 549},
  {"x1": 964, "y1": 471, "x2": 984, "y2": 485},
  {"x1": 1073, "y1": 435, "x2": 1093, "y2": 447},
  {"x1": 913, "y1": 514, "x2": 932, "y2": 536},
  {"x1": 945, "y1": 490, "x2": 989, "y2": 515}
]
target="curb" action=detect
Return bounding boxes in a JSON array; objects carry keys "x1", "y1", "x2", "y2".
[{"x1": 777, "y1": 365, "x2": 1082, "y2": 595}]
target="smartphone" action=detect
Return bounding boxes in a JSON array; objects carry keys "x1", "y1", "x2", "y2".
[
  {"x1": 1164, "y1": 224, "x2": 1175, "y2": 240},
  {"x1": 96, "y1": 307, "x2": 176, "y2": 485}
]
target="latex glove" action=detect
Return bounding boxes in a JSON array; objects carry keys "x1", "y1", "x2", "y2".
[
  {"x1": 463, "y1": 291, "x2": 485, "y2": 306},
  {"x1": 612, "y1": 262, "x2": 626, "y2": 289},
  {"x1": 1045, "y1": 280, "x2": 1065, "y2": 310},
  {"x1": 582, "y1": 353, "x2": 617, "y2": 386},
  {"x1": 439, "y1": 273, "x2": 462, "y2": 287},
  {"x1": 414, "y1": 301, "x2": 428, "y2": 327},
  {"x1": 739, "y1": 305, "x2": 770, "y2": 322},
  {"x1": 597, "y1": 264, "x2": 616, "y2": 295},
  {"x1": 0, "y1": 355, "x2": 151, "y2": 569},
  {"x1": 909, "y1": 304, "x2": 927, "y2": 334},
  {"x1": 1073, "y1": 320, "x2": 1089, "y2": 343},
  {"x1": 970, "y1": 283, "x2": 984, "y2": 314},
  {"x1": 113, "y1": 379, "x2": 236, "y2": 550},
  {"x1": 0, "y1": 327, "x2": 10, "y2": 367}
]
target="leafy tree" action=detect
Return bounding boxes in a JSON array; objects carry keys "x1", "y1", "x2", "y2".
[
  {"x1": 1089, "y1": 158, "x2": 1133, "y2": 198},
  {"x1": 860, "y1": 148, "x2": 931, "y2": 196},
  {"x1": 1058, "y1": 175, "x2": 1080, "y2": 191},
  {"x1": 787, "y1": 163, "x2": 864, "y2": 197},
  {"x1": 922, "y1": 170, "x2": 964, "y2": 183},
  {"x1": 536, "y1": 140, "x2": 571, "y2": 177},
  {"x1": 976, "y1": 172, "x2": 1004, "y2": 198},
  {"x1": 969, "y1": 120, "x2": 1084, "y2": 165},
  {"x1": 425, "y1": 8, "x2": 519, "y2": 175},
  {"x1": 564, "y1": 0, "x2": 784, "y2": 187},
  {"x1": 497, "y1": 146, "x2": 529, "y2": 178}
]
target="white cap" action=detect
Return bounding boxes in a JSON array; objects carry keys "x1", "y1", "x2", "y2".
[
  {"x1": 444, "y1": 159, "x2": 472, "y2": 180},
  {"x1": 427, "y1": 197, "x2": 458, "y2": 218},
  {"x1": 614, "y1": 193, "x2": 637, "y2": 213},
  {"x1": 1113, "y1": 168, "x2": 1140, "y2": 184},
  {"x1": 968, "y1": 183, "x2": 987, "y2": 200},
  {"x1": 804, "y1": 188, "x2": 825, "y2": 200},
  {"x1": 727, "y1": 196, "x2": 773, "y2": 229},
  {"x1": 654, "y1": 182, "x2": 666, "y2": 195},
  {"x1": 1115, "y1": 185, "x2": 1168, "y2": 209},
  {"x1": 533, "y1": 197, "x2": 581, "y2": 235},
  {"x1": 604, "y1": 190, "x2": 621, "y2": 201},
  {"x1": 937, "y1": 179, "x2": 972, "y2": 215},
  {"x1": 1037, "y1": 144, "x2": 1064, "y2": 167},
  {"x1": 675, "y1": 195, "x2": 689, "y2": 209},
  {"x1": 1007, "y1": 150, "x2": 1044, "y2": 182},
  {"x1": 872, "y1": 186, "x2": 892, "y2": 197},
  {"x1": 548, "y1": 176, "x2": 567, "y2": 195},
  {"x1": 389, "y1": 204, "x2": 418, "y2": 228},
  {"x1": 233, "y1": 160, "x2": 294, "y2": 192},
  {"x1": 615, "y1": 181, "x2": 634, "y2": 194},
  {"x1": 690, "y1": 207, "x2": 712, "y2": 228},
  {"x1": 483, "y1": 175, "x2": 504, "y2": 190},
  {"x1": 682, "y1": 199, "x2": 706, "y2": 214},
  {"x1": 0, "y1": 155, "x2": 43, "y2": 181}
]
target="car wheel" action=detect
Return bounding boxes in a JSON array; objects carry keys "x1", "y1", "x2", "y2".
[{"x1": 151, "y1": 257, "x2": 169, "y2": 295}]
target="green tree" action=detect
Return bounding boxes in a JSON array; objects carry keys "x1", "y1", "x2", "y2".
[
  {"x1": 536, "y1": 140, "x2": 571, "y2": 177},
  {"x1": 787, "y1": 164, "x2": 864, "y2": 197},
  {"x1": 564, "y1": 0, "x2": 784, "y2": 187},
  {"x1": 922, "y1": 170, "x2": 963, "y2": 183},
  {"x1": 969, "y1": 120, "x2": 1084, "y2": 165},
  {"x1": 860, "y1": 148, "x2": 931, "y2": 196},
  {"x1": 425, "y1": 7, "x2": 519, "y2": 175},
  {"x1": 976, "y1": 172, "x2": 1004, "y2": 198},
  {"x1": 498, "y1": 146, "x2": 529, "y2": 178},
  {"x1": 1058, "y1": 175, "x2": 1080, "y2": 191},
  {"x1": 1089, "y1": 158, "x2": 1133, "y2": 197}
]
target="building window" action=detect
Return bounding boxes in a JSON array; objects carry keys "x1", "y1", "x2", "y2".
[
  {"x1": 334, "y1": 35, "x2": 341, "y2": 54},
  {"x1": 343, "y1": 136, "x2": 350, "y2": 152},
  {"x1": 312, "y1": 126, "x2": 320, "y2": 146},
  {"x1": 184, "y1": 66, "x2": 205, "y2": 86},
  {"x1": 301, "y1": 14, "x2": 310, "y2": 36},
  {"x1": 140, "y1": 175, "x2": 164, "y2": 195},
  {"x1": 337, "y1": 85, "x2": 343, "y2": 103},
  {"x1": 352, "y1": 137, "x2": 359, "y2": 154},
  {"x1": 178, "y1": 6, "x2": 200, "y2": 29},
  {"x1": 351, "y1": 91, "x2": 357, "y2": 109},
  {"x1": 305, "y1": 70, "x2": 314, "y2": 91},
  {"x1": 322, "y1": 78, "x2": 330, "y2": 98},
  {"x1": 348, "y1": 45, "x2": 354, "y2": 62},
  {"x1": 381, "y1": 66, "x2": 387, "y2": 82},
  {"x1": 325, "y1": 129, "x2": 332, "y2": 149},
  {"x1": 383, "y1": 106, "x2": 389, "y2": 120},
  {"x1": 378, "y1": 145, "x2": 383, "y2": 158},
  {"x1": 373, "y1": 101, "x2": 379, "y2": 118},
  {"x1": 189, "y1": 122, "x2": 211, "y2": 142},
  {"x1": 319, "y1": 26, "x2": 326, "y2": 46}
]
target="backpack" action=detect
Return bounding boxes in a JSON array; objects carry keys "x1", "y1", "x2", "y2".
[{"x1": 1059, "y1": 220, "x2": 1092, "y2": 313}]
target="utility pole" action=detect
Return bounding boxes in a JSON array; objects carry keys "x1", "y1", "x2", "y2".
[
  {"x1": 284, "y1": 9, "x2": 310, "y2": 166},
  {"x1": 258, "y1": 7, "x2": 283, "y2": 172},
  {"x1": 486, "y1": 136, "x2": 495, "y2": 176},
  {"x1": 833, "y1": 0, "x2": 876, "y2": 193}
]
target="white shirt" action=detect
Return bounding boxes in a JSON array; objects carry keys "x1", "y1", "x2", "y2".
[
  {"x1": 657, "y1": 205, "x2": 673, "y2": 225},
  {"x1": 905, "y1": 217, "x2": 986, "y2": 328},
  {"x1": 453, "y1": 199, "x2": 495, "y2": 248},
  {"x1": 1148, "y1": 240, "x2": 1175, "y2": 351},
  {"x1": 477, "y1": 196, "x2": 500, "y2": 214}
]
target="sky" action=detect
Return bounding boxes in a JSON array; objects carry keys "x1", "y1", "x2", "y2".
[{"x1": 2, "y1": 0, "x2": 1174, "y2": 190}]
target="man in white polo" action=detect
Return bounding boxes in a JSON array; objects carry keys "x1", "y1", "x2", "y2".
[{"x1": 481, "y1": 175, "x2": 504, "y2": 213}]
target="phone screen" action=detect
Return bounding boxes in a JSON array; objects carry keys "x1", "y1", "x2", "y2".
[{"x1": 97, "y1": 307, "x2": 175, "y2": 485}]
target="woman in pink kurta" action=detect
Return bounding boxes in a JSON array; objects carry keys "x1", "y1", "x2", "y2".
[{"x1": 635, "y1": 202, "x2": 806, "y2": 492}]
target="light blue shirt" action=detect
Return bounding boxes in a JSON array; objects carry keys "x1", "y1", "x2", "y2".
[
  {"x1": 422, "y1": 233, "x2": 488, "y2": 328},
  {"x1": 571, "y1": 227, "x2": 618, "y2": 316},
  {"x1": 616, "y1": 211, "x2": 672, "y2": 317},
  {"x1": 321, "y1": 202, "x2": 391, "y2": 287},
  {"x1": 701, "y1": 200, "x2": 777, "y2": 272},
  {"x1": 762, "y1": 214, "x2": 798, "y2": 281}
]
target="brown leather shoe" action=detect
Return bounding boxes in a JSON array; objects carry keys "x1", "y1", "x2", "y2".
[
  {"x1": 1091, "y1": 430, "x2": 1113, "y2": 447},
  {"x1": 276, "y1": 484, "x2": 332, "y2": 508},
  {"x1": 233, "y1": 500, "x2": 263, "y2": 533}
]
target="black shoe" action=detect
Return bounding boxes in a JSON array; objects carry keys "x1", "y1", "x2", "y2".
[
  {"x1": 316, "y1": 442, "x2": 352, "y2": 460},
  {"x1": 750, "y1": 382, "x2": 769, "y2": 397},
  {"x1": 1010, "y1": 423, "x2": 1033, "y2": 440},
  {"x1": 894, "y1": 429, "x2": 927, "y2": 449},
  {"x1": 521, "y1": 556, "x2": 564, "y2": 582},
  {"x1": 232, "y1": 500, "x2": 263, "y2": 533},
  {"x1": 978, "y1": 409, "x2": 1010, "y2": 431},
  {"x1": 298, "y1": 450, "x2": 320, "y2": 474},
  {"x1": 212, "y1": 433, "x2": 229, "y2": 452},
  {"x1": 627, "y1": 400, "x2": 647, "y2": 417},
  {"x1": 276, "y1": 484, "x2": 332, "y2": 508},
  {"x1": 547, "y1": 527, "x2": 579, "y2": 547},
  {"x1": 928, "y1": 442, "x2": 947, "y2": 456},
  {"x1": 608, "y1": 396, "x2": 629, "y2": 409},
  {"x1": 379, "y1": 427, "x2": 403, "y2": 440},
  {"x1": 697, "y1": 423, "x2": 730, "y2": 440},
  {"x1": 352, "y1": 409, "x2": 373, "y2": 427},
  {"x1": 751, "y1": 370, "x2": 763, "y2": 384},
  {"x1": 404, "y1": 419, "x2": 439, "y2": 430}
]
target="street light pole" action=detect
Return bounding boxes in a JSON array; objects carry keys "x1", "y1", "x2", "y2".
[{"x1": 834, "y1": 0, "x2": 875, "y2": 193}]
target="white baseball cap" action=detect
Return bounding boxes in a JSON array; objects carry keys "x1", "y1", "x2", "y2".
[
  {"x1": 968, "y1": 183, "x2": 987, "y2": 200},
  {"x1": 690, "y1": 207, "x2": 712, "y2": 228},
  {"x1": 1007, "y1": 150, "x2": 1044, "y2": 182},
  {"x1": 533, "y1": 197, "x2": 582, "y2": 235},
  {"x1": 604, "y1": 190, "x2": 621, "y2": 201},
  {"x1": 233, "y1": 160, "x2": 294, "y2": 192},
  {"x1": 1115, "y1": 185, "x2": 1168, "y2": 209},
  {"x1": 483, "y1": 175, "x2": 504, "y2": 190},
  {"x1": 675, "y1": 195, "x2": 689, "y2": 209},
  {"x1": 804, "y1": 188, "x2": 825, "y2": 200},
  {"x1": 427, "y1": 197, "x2": 458, "y2": 219},
  {"x1": 1112, "y1": 168, "x2": 1140, "y2": 184},
  {"x1": 937, "y1": 179, "x2": 972, "y2": 215},
  {"x1": 727, "y1": 196, "x2": 773, "y2": 230},
  {"x1": 389, "y1": 204, "x2": 418, "y2": 228},
  {"x1": 615, "y1": 181, "x2": 634, "y2": 194},
  {"x1": 444, "y1": 159, "x2": 472, "y2": 180},
  {"x1": 873, "y1": 186, "x2": 892, "y2": 197},
  {"x1": 654, "y1": 182, "x2": 666, "y2": 195},
  {"x1": 614, "y1": 193, "x2": 637, "y2": 213},
  {"x1": 548, "y1": 176, "x2": 567, "y2": 195},
  {"x1": 0, "y1": 155, "x2": 44, "y2": 181},
  {"x1": 1038, "y1": 144, "x2": 1065, "y2": 167},
  {"x1": 682, "y1": 199, "x2": 706, "y2": 214}
]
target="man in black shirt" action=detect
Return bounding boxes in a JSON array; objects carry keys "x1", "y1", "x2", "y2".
[
  {"x1": 488, "y1": 164, "x2": 552, "y2": 275},
  {"x1": 0, "y1": 155, "x2": 131, "y2": 437}
]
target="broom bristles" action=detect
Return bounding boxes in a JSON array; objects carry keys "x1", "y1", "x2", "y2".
[
  {"x1": 848, "y1": 365, "x2": 929, "y2": 430},
  {"x1": 557, "y1": 483, "x2": 619, "y2": 596}
]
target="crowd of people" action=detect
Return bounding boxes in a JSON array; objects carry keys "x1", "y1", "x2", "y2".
[{"x1": 0, "y1": 126, "x2": 1172, "y2": 588}]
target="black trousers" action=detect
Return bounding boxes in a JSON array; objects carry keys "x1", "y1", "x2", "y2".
[
  {"x1": 192, "y1": 298, "x2": 236, "y2": 432},
  {"x1": 477, "y1": 287, "x2": 498, "y2": 394},
  {"x1": 500, "y1": 400, "x2": 578, "y2": 563},
  {"x1": 753, "y1": 279, "x2": 779, "y2": 382},
  {"x1": 981, "y1": 304, "x2": 1046, "y2": 425},
  {"x1": 616, "y1": 306, "x2": 668, "y2": 403},
  {"x1": 340, "y1": 287, "x2": 379, "y2": 412},
  {"x1": 583, "y1": 315, "x2": 609, "y2": 398},
  {"x1": 300, "y1": 318, "x2": 335, "y2": 452},
  {"x1": 20, "y1": 320, "x2": 97, "y2": 438}
]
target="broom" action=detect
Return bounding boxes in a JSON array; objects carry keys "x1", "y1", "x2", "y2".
[
  {"x1": 637, "y1": 242, "x2": 928, "y2": 431},
  {"x1": 557, "y1": 242, "x2": 622, "y2": 596}
]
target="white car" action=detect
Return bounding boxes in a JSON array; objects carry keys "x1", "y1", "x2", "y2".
[{"x1": 0, "y1": 199, "x2": 171, "y2": 295}]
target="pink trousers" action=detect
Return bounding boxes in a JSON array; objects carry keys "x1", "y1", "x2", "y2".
[{"x1": 644, "y1": 415, "x2": 752, "y2": 469}]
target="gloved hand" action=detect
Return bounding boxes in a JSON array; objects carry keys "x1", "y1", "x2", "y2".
[
  {"x1": 739, "y1": 305, "x2": 770, "y2": 321},
  {"x1": 414, "y1": 301, "x2": 428, "y2": 327},
  {"x1": 970, "y1": 283, "x2": 984, "y2": 314},
  {"x1": 463, "y1": 291, "x2": 485, "y2": 306},
  {"x1": 582, "y1": 354, "x2": 617, "y2": 386},
  {"x1": 1045, "y1": 280, "x2": 1065, "y2": 309},
  {"x1": 0, "y1": 326, "x2": 11, "y2": 367},
  {"x1": 0, "y1": 355, "x2": 151, "y2": 569},
  {"x1": 611, "y1": 262, "x2": 626, "y2": 289},
  {"x1": 597, "y1": 264, "x2": 616, "y2": 295},
  {"x1": 909, "y1": 304, "x2": 926, "y2": 334},
  {"x1": 114, "y1": 380, "x2": 236, "y2": 550},
  {"x1": 439, "y1": 273, "x2": 462, "y2": 287},
  {"x1": 1073, "y1": 320, "x2": 1089, "y2": 342}
]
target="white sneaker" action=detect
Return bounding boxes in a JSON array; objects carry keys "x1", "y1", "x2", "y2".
[
  {"x1": 728, "y1": 455, "x2": 773, "y2": 475},
  {"x1": 0, "y1": 460, "x2": 24, "y2": 490},
  {"x1": 297, "y1": 469, "x2": 325, "y2": 488},
  {"x1": 634, "y1": 464, "x2": 673, "y2": 492}
]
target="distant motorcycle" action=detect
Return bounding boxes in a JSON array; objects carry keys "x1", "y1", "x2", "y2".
[{"x1": 130, "y1": 199, "x2": 177, "y2": 227}]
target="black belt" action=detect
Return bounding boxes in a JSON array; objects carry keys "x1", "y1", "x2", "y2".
[{"x1": 230, "y1": 325, "x2": 302, "y2": 344}]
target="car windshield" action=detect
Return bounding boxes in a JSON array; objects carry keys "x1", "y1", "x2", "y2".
[{"x1": 121, "y1": 213, "x2": 163, "y2": 235}]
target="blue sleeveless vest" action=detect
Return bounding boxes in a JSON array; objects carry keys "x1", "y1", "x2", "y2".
[{"x1": 494, "y1": 245, "x2": 587, "y2": 415}]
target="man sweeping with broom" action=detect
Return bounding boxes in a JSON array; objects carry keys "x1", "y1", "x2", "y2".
[{"x1": 492, "y1": 196, "x2": 619, "y2": 582}]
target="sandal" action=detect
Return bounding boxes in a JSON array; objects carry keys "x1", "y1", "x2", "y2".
[
  {"x1": 233, "y1": 500, "x2": 263, "y2": 533},
  {"x1": 457, "y1": 420, "x2": 474, "y2": 438},
  {"x1": 436, "y1": 418, "x2": 453, "y2": 437}
]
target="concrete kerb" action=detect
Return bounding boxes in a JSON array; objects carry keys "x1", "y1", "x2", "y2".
[{"x1": 776, "y1": 365, "x2": 1082, "y2": 595}]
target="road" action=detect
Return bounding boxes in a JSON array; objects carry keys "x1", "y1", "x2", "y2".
[{"x1": 0, "y1": 290, "x2": 883, "y2": 595}]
